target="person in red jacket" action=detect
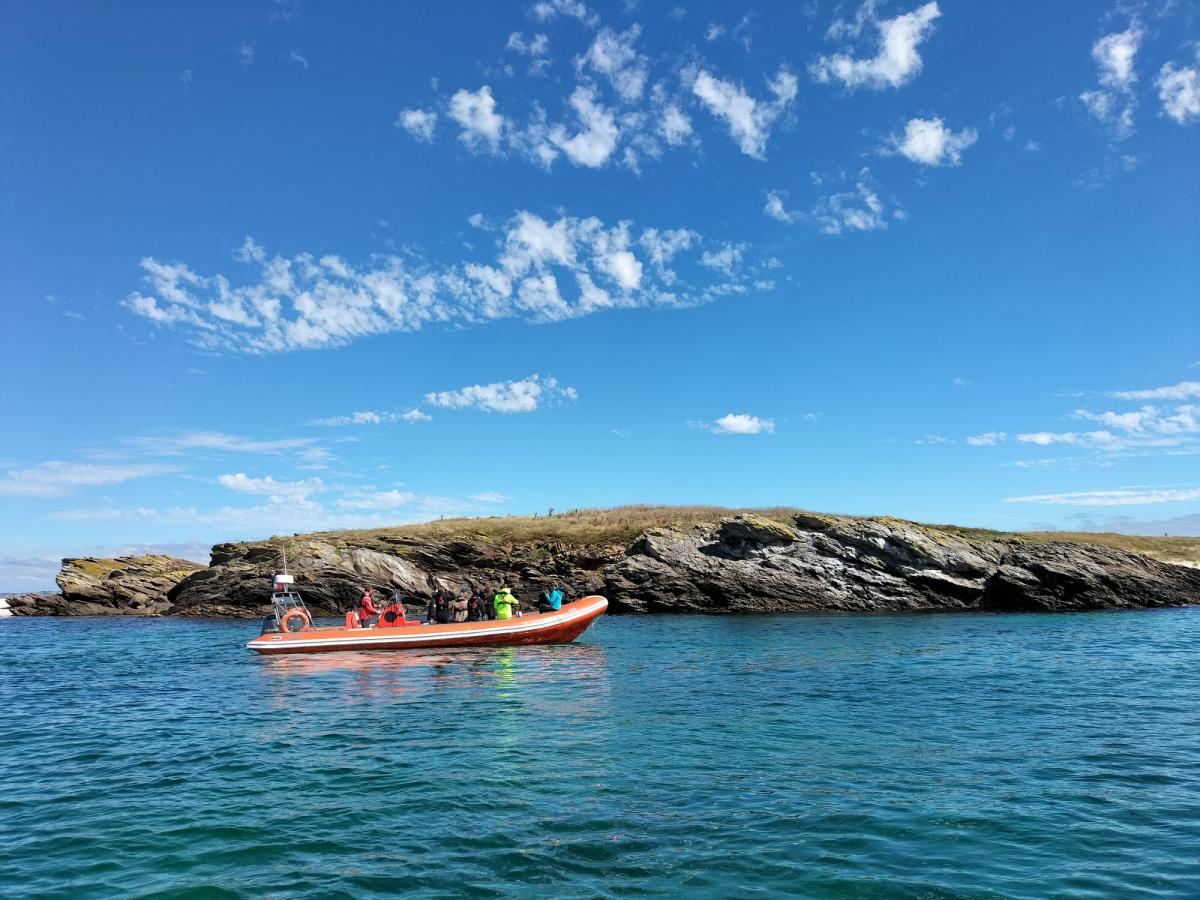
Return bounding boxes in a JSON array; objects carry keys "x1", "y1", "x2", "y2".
[{"x1": 359, "y1": 588, "x2": 379, "y2": 627}]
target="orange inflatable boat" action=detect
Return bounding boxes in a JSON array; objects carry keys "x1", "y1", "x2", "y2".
[{"x1": 245, "y1": 574, "x2": 607, "y2": 655}]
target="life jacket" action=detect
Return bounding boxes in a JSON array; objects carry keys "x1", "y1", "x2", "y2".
[{"x1": 494, "y1": 591, "x2": 516, "y2": 619}]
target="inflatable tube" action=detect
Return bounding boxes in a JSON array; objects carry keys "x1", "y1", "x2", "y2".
[{"x1": 281, "y1": 608, "x2": 312, "y2": 632}]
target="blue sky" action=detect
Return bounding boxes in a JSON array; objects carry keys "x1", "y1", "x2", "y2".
[{"x1": 2, "y1": 0, "x2": 1198, "y2": 590}]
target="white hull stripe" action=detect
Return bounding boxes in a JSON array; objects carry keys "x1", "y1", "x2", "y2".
[{"x1": 246, "y1": 600, "x2": 604, "y2": 650}]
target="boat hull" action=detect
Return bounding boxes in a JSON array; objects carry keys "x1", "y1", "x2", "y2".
[{"x1": 246, "y1": 595, "x2": 608, "y2": 655}]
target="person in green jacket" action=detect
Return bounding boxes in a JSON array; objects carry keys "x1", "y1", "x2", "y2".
[{"x1": 494, "y1": 587, "x2": 520, "y2": 620}]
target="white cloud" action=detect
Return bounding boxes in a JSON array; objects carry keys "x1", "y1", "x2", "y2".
[
  {"x1": 530, "y1": 0, "x2": 599, "y2": 28},
  {"x1": 425, "y1": 374, "x2": 577, "y2": 414},
  {"x1": 1157, "y1": 53, "x2": 1200, "y2": 125},
  {"x1": 577, "y1": 25, "x2": 648, "y2": 102},
  {"x1": 1006, "y1": 487, "x2": 1200, "y2": 506},
  {"x1": 705, "y1": 23, "x2": 724, "y2": 41},
  {"x1": 1109, "y1": 381, "x2": 1200, "y2": 401},
  {"x1": 710, "y1": 413, "x2": 774, "y2": 435},
  {"x1": 691, "y1": 67, "x2": 797, "y2": 159},
  {"x1": 549, "y1": 86, "x2": 620, "y2": 167},
  {"x1": 812, "y1": 1, "x2": 941, "y2": 91},
  {"x1": 397, "y1": 108, "x2": 438, "y2": 142},
  {"x1": 402, "y1": 408, "x2": 432, "y2": 423},
  {"x1": 812, "y1": 169, "x2": 892, "y2": 235},
  {"x1": 1080, "y1": 23, "x2": 1143, "y2": 140},
  {"x1": 288, "y1": 50, "x2": 308, "y2": 69},
  {"x1": 887, "y1": 116, "x2": 977, "y2": 166},
  {"x1": 0, "y1": 461, "x2": 172, "y2": 497},
  {"x1": 238, "y1": 43, "x2": 255, "y2": 66},
  {"x1": 124, "y1": 211, "x2": 762, "y2": 352},
  {"x1": 449, "y1": 86, "x2": 507, "y2": 152},
  {"x1": 763, "y1": 189, "x2": 796, "y2": 223},
  {"x1": 217, "y1": 473, "x2": 325, "y2": 500},
  {"x1": 966, "y1": 431, "x2": 1007, "y2": 446}
]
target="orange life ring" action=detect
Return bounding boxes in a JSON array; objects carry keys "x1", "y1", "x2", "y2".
[{"x1": 281, "y1": 608, "x2": 312, "y2": 632}]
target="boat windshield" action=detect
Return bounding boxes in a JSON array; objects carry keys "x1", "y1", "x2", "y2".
[{"x1": 270, "y1": 590, "x2": 310, "y2": 621}]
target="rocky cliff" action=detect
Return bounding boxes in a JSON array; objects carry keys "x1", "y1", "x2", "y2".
[
  {"x1": 12, "y1": 510, "x2": 1200, "y2": 617},
  {"x1": 6, "y1": 554, "x2": 204, "y2": 616},
  {"x1": 165, "y1": 512, "x2": 1200, "y2": 617},
  {"x1": 604, "y1": 514, "x2": 1200, "y2": 613}
]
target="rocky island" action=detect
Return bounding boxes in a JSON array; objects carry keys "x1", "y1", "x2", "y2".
[{"x1": 6, "y1": 506, "x2": 1199, "y2": 617}]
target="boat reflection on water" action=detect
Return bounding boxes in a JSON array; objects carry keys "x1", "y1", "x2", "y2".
[{"x1": 255, "y1": 639, "x2": 611, "y2": 712}]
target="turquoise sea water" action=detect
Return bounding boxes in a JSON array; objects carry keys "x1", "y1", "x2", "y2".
[{"x1": 1, "y1": 609, "x2": 1198, "y2": 898}]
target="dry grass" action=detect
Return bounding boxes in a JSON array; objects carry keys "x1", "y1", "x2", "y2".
[
  {"x1": 251, "y1": 504, "x2": 1199, "y2": 565},
  {"x1": 1022, "y1": 531, "x2": 1200, "y2": 566},
  {"x1": 303, "y1": 505, "x2": 805, "y2": 550}
]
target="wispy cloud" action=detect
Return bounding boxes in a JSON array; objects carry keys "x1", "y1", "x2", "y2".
[
  {"x1": 811, "y1": 168, "x2": 898, "y2": 236},
  {"x1": 1108, "y1": 380, "x2": 1200, "y2": 401},
  {"x1": 763, "y1": 190, "x2": 797, "y2": 223},
  {"x1": 127, "y1": 431, "x2": 315, "y2": 455},
  {"x1": 965, "y1": 380, "x2": 1199, "y2": 460},
  {"x1": 0, "y1": 461, "x2": 172, "y2": 498},
  {"x1": 336, "y1": 489, "x2": 418, "y2": 510},
  {"x1": 217, "y1": 473, "x2": 325, "y2": 500},
  {"x1": 425, "y1": 374, "x2": 576, "y2": 414},
  {"x1": 811, "y1": 1, "x2": 941, "y2": 91},
  {"x1": 690, "y1": 67, "x2": 797, "y2": 160},
  {"x1": 469, "y1": 491, "x2": 511, "y2": 503},
  {"x1": 311, "y1": 409, "x2": 431, "y2": 426},
  {"x1": 1080, "y1": 21, "x2": 1142, "y2": 140},
  {"x1": 124, "y1": 211, "x2": 766, "y2": 353},
  {"x1": 530, "y1": 0, "x2": 599, "y2": 29},
  {"x1": 966, "y1": 431, "x2": 1006, "y2": 446},
  {"x1": 1006, "y1": 487, "x2": 1200, "y2": 506}
]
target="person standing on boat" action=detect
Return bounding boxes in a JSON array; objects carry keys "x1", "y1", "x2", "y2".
[
  {"x1": 359, "y1": 588, "x2": 379, "y2": 627},
  {"x1": 494, "y1": 587, "x2": 520, "y2": 619},
  {"x1": 452, "y1": 589, "x2": 469, "y2": 623}
]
